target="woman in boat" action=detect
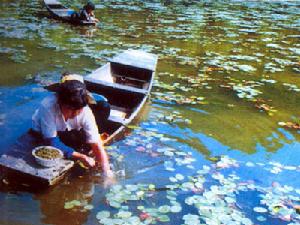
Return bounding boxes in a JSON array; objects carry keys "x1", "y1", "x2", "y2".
[
  {"x1": 70, "y1": 1, "x2": 99, "y2": 24},
  {"x1": 79, "y1": 1, "x2": 99, "y2": 22},
  {"x1": 31, "y1": 74, "x2": 113, "y2": 177}
]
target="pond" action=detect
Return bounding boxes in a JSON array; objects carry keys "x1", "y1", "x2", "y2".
[{"x1": 0, "y1": 0, "x2": 300, "y2": 224}]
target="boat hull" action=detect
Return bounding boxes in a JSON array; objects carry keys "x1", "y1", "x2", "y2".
[{"x1": 85, "y1": 50, "x2": 158, "y2": 144}]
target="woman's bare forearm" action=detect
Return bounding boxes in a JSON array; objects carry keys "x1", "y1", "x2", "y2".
[{"x1": 90, "y1": 142, "x2": 111, "y2": 173}]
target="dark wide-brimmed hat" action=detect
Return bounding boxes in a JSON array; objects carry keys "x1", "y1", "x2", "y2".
[
  {"x1": 45, "y1": 74, "x2": 96, "y2": 107},
  {"x1": 84, "y1": 1, "x2": 95, "y2": 10}
]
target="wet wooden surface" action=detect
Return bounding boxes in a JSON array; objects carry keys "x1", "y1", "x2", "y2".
[{"x1": 0, "y1": 132, "x2": 74, "y2": 186}]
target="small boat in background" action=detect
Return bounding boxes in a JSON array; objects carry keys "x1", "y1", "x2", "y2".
[{"x1": 43, "y1": 0, "x2": 97, "y2": 26}]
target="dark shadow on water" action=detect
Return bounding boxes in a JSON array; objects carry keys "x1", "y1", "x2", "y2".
[
  {"x1": 0, "y1": 170, "x2": 104, "y2": 225},
  {"x1": 0, "y1": 143, "x2": 109, "y2": 225},
  {"x1": 0, "y1": 128, "x2": 118, "y2": 225}
]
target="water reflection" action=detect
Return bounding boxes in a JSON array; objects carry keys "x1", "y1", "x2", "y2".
[
  {"x1": 35, "y1": 174, "x2": 98, "y2": 225},
  {"x1": 0, "y1": 167, "x2": 104, "y2": 225},
  {"x1": 77, "y1": 27, "x2": 98, "y2": 38}
]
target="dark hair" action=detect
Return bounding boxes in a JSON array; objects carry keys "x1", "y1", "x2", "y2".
[
  {"x1": 62, "y1": 71, "x2": 71, "y2": 77},
  {"x1": 57, "y1": 80, "x2": 88, "y2": 110},
  {"x1": 84, "y1": 2, "x2": 95, "y2": 10}
]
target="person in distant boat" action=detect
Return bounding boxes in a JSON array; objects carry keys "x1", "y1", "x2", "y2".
[
  {"x1": 70, "y1": 1, "x2": 99, "y2": 24},
  {"x1": 31, "y1": 74, "x2": 113, "y2": 178},
  {"x1": 79, "y1": 1, "x2": 99, "y2": 22}
]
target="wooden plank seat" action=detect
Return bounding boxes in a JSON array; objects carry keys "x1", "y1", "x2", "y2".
[
  {"x1": 108, "y1": 106, "x2": 128, "y2": 125},
  {"x1": 85, "y1": 77, "x2": 149, "y2": 95}
]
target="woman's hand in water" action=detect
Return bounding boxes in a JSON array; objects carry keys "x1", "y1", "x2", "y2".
[
  {"x1": 103, "y1": 169, "x2": 114, "y2": 178},
  {"x1": 83, "y1": 155, "x2": 96, "y2": 167},
  {"x1": 102, "y1": 170, "x2": 116, "y2": 188},
  {"x1": 73, "y1": 152, "x2": 96, "y2": 167}
]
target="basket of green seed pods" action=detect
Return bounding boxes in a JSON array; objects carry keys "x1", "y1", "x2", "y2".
[{"x1": 32, "y1": 146, "x2": 63, "y2": 167}]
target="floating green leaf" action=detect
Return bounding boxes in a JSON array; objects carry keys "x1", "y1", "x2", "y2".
[
  {"x1": 158, "y1": 205, "x2": 170, "y2": 213},
  {"x1": 253, "y1": 207, "x2": 268, "y2": 213},
  {"x1": 96, "y1": 211, "x2": 110, "y2": 220}
]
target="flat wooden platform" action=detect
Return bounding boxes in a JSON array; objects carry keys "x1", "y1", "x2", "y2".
[{"x1": 0, "y1": 132, "x2": 74, "y2": 186}]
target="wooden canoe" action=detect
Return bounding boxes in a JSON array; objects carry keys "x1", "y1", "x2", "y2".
[
  {"x1": 0, "y1": 50, "x2": 158, "y2": 187},
  {"x1": 43, "y1": 0, "x2": 97, "y2": 26},
  {"x1": 86, "y1": 50, "x2": 158, "y2": 145}
]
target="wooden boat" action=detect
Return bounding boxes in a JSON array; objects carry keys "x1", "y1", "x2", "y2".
[
  {"x1": 43, "y1": 0, "x2": 97, "y2": 26},
  {"x1": 86, "y1": 50, "x2": 158, "y2": 145},
  {"x1": 0, "y1": 50, "x2": 158, "y2": 186}
]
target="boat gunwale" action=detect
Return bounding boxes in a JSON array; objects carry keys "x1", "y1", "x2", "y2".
[{"x1": 85, "y1": 52, "x2": 156, "y2": 145}]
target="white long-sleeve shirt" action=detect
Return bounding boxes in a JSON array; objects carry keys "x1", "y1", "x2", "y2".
[{"x1": 32, "y1": 94, "x2": 99, "y2": 143}]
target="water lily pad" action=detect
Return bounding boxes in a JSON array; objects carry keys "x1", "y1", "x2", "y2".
[
  {"x1": 256, "y1": 215, "x2": 266, "y2": 222},
  {"x1": 126, "y1": 184, "x2": 138, "y2": 192},
  {"x1": 64, "y1": 202, "x2": 74, "y2": 209},
  {"x1": 137, "y1": 205, "x2": 145, "y2": 211},
  {"x1": 246, "y1": 162, "x2": 255, "y2": 167},
  {"x1": 175, "y1": 173, "x2": 184, "y2": 181},
  {"x1": 253, "y1": 207, "x2": 268, "y2": 213},
  {"x1": 84, "y1": 204, "x2": 94, "y2": 210},
  {"x1": 225, "y1": 197, "x2": 236, "y2": 204},
  {"x1": 157, "y1": 214, "x2": 170, "y2": 222},
  {"x1": 170, "y1": 205, "x2": 182, "y2": 213},
  {"x1": 148, "y1": 184, "x2": 155, "y2": 191},
  {"x1": 99, "y1": 217, "x2": 114, "y2": 225},
  {"x1": 241, "y1": 217, "x2": 253, "y2": 225},
  {"x1": 158, "y1": 205, "x2": 170, "y2": 213},
  {"x1": 116, "y1": 211, "x2": 132, "y2": 219},
  {"x1": 64, "y1": 200, "x2": 80, "y2": 209},
  {"x1": 96, "y1": 211, "x2": 110, "y2": 220},
  {"x1": 169, "y1": 177, "x2": 178, "y2": 183},
  {"x1": 183, "y1": 214, "x2": 200, "y2": 224},
  {"x1": 109, "y1": 201, "x2": 121, "y2": 208}
]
